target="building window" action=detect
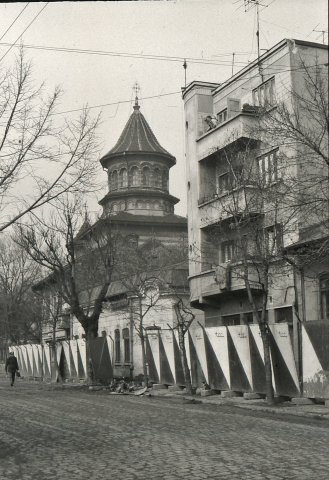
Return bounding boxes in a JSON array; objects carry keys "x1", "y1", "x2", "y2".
[
  {"x1": 217, "y1": 108, "x2": 228, "y2": 124},
  {"x1": 275, "y1": 306, "x2": 293, "y2": 324},
  {"x1": 154, "y1": 168, "x2": 161, "y2": 187},
  {"x1": 142, "y1": 166, "x2": 150, "y2": 186},
  {"x1": 217, "y1": 172, "x2": 230, "y2": 193},
  {"x1": 130, "y1": 166, "x2": 139, "y2": 186},
  {"x1": 119, "y1": 168, "x2": 128, "y2": 188},
  {"x1": 258, "y1": 149, "x2": 279, "y2": 184},
  {"x1": 122, "y1": 328, "x2": 130, "y2": 363},
  {"x1": 162, "y1": 170, "x2": 168, "y2": 190},
  {"x1": 221, "y1": 240, "x2": 235, "y2": 263},
  {"x1": 320, "y1": 275, "x2": 329, "y2": 319},
  {"x1": 114, "y1": 329, "x2": 120, "y2": 363},
  {"x1": 127, "y1": 234, "x2": 138, "y2": 249},
  {"x1": 253, "y1": 77, "x2": 276, "y2": 108},
  {"x1": 222, "y1": 314, "x2": 240, "y2": 326},
  {"x1": 111, "y1": 170, "x2": 118, "y2": 190},
  {"x1": 265, "y1": 224, "x2": 283, "y2": 255}
]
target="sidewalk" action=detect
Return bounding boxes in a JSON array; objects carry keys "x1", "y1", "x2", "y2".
[
  {"x1": 149, "y1": 388, "x2": 329, "y2": 421},
  {"x1": 2, "y1": 373, "x2": 329, "y2": 421}
]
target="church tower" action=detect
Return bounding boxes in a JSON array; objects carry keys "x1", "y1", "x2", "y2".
[{"x1": 99, "y1": 89, "x2": 179, "y2": 217}]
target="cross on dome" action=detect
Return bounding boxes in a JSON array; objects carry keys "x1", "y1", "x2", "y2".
[{"x1": 133, "y1": 81, "x2": 140, "y2": 110}]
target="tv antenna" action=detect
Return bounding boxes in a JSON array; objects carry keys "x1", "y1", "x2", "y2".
[
  {"x1": 314, "y1": 29, "x2": 328, "y2": 44},
  {"x1": 243, "y1": 0, "x2": 266, "y2": 78}
]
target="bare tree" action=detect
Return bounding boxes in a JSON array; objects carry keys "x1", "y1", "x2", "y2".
[
  {"x1": 172, "y1": 298, "x2": 194, "y2": 395},
  {"x1": 196, "y1": 137, "x2": 302, "y2": 404},
  {"x1": 111, "y1": 237, "x2": 188, "y2": 386},
  {"x1": 0, "y1": 237, "x2": 43, "y2": 359},
  {"x1": 34, "y1": 283, "x2": 64, "y2": 383},
  {"x1": 0, "y1": 49, "x2": 101, "y2": 232},
  {"x1": 15, "y1": 197, "x2": 117, "y2": 382},
  {"x1": 254, "y1": 57, "x2": 329, "y2": 235}
]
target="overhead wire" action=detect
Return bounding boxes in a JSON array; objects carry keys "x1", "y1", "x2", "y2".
[
  {"x1": 0, "y1": 3, "x2": 49, "y2": 63},
  {"x1": 0, "y1": 58, "x2": 325, "y2": 125},
  {"x1": 0, "y1": 41, "x2": 260, "y2": 67},
  {"x1": 0, "y1": 40, "x2": 326, "y2": 72},
  {"x1": 0, "y1": 3, "x2": 30, "y2": 43}
]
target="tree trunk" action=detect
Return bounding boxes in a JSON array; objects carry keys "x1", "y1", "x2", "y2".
[
  {"x1": 243, "y1": 262, "x2": 274, "y2": 404},
  {"x1": 260, "y1": 325, "x2": 275, "y2": 405},
  {"x1": 50, "y1": 342, "x2": 62, "y2": 384},
  {"x1": 86, "y1": 328, "x2": 97, "y2": 383},
  {"x1": 178, "y1": 326, "x2": 192, "y2": 394},
  {"x1": 138, "y1": 298, "x2": 148, "y2": 387},
  {"x1": 140, "y1": 330, "x2": 148, "y2": 387}
]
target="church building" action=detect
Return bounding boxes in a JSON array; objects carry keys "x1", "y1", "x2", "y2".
[{"x1": 71, "y1": 92, "x2": 191, "y2": 380}]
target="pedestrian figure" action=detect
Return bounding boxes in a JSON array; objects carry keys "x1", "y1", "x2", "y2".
[{"x1": 5, "y1": 351, "x2": 19, "y2": 387}]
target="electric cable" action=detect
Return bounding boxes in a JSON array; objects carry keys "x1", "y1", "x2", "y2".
[
  {"x1": 0, "y1": 3, "x2": 49, "y2": 63},
  {"x1": 0, "y1": 3, "x2": 30, "y2": 43}
]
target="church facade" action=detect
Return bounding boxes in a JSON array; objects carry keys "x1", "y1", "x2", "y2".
[{"x1": 70, "y1": 95, "x2": 198, "y2": 380}]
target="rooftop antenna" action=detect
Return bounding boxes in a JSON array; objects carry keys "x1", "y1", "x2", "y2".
[
  {"x1": 231, "y1": 52, "x2": 235, "y2": 76},
  {"x1": 314, "y1": 29, "x2": 328, "y2": 44},
  {"x1": 243, "y1": 0, "x2": 265, "y2": 79},
  {"x1": 183, "y1": 59, "x2": 187, "y2": 88}
]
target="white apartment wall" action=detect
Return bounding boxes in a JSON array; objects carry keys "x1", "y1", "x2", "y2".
[
  {"x1": 184, "y1": 85, "x2": 215, "y2": 277},
  {"x1": 183, "y1": 43, "x2": 303, "y2": 280},
  {"x1": 212, "y1": 43, "x2": 293, "y2": 118}
]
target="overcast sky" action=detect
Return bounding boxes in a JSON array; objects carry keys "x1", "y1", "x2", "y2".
[{"x1": 0, "y1": 0, "x2": 327, "y2": 216}]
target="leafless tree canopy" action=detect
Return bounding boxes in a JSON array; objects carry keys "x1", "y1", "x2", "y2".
[
  {"x1": 0, "y1": 49, "x2": 101, "y2": 232},
  {"x1": 0, "y1": 237, "x2": 42, "y2": 347}
]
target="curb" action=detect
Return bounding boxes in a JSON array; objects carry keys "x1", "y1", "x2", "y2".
[{"x1": 150, "y1": 391, "x2": 329, "y2": 421}]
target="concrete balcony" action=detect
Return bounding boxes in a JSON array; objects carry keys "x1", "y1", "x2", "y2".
[
  {"x1": 189, "y1": 262, "x2": 262, "y2": 305},
  {"x1": 198, "y1": 186, "x2": 262, "y2": 228},
  {"x1": 196, "y1": 112, "x2": 258, "y2": 162}
]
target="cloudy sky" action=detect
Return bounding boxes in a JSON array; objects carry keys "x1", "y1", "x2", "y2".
[{"x1": 0, "y1": 0, "x2": 327, "y2": 216}]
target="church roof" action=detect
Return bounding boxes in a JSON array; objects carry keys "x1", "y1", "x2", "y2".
[
  {"x1": 100, "y1": 102, "x2": 175, "y2": 166},
  {"x1": 105, "y1": 212, "x2": 187, "y2": 226}
]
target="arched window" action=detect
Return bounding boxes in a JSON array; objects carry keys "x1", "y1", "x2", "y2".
[
  {"x1": 142, "y1": 166, "x2": 150, "y2": 186},
  {"x1": 112, "y1": 203, "x2": 118, "y2": 213},
  {"x1": 112, "y1": 170, "x2": 118, "y2": 190},
  {"x1": 114, "y1": 329, "x2": 120, "y2": 363},
  {"x1": 162, "y1": 170, "x2": 168, "y2": 190},
  {"x1": 154, "y1": 168, "x2": 161, "y2": 187},
  {"x1": 122, "y1": 328, "x2": 130, "y2": 363},
  {"x1": 119, "y1": 168, "x2": 127, "y2": 188},
  {"x1": 130, "y1": 166, "x2": 139, "y2": 186}
]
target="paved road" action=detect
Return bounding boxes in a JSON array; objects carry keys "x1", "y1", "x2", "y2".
[{"x1": 0, "y1": 377, "x2": 328, "y2": 480}]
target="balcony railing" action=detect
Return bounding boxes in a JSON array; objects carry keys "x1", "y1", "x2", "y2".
[
  {"x1": 199, "y1": 186, "x2": 262, "y2": 228},
  {"x1": 197, "y1": 112, "x2": 259, "y2": 162},
  {"x1": 189, "y1": 262, "x2": 262, "y2": 304}
]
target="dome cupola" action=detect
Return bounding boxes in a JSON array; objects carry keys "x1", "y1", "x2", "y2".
[{"x1": 99, "y1": 87, "x2": 179, "y2": 217}]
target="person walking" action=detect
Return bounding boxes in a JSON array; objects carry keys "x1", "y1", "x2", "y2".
[{"x1": 5, "y1": 351, "x2": 19, "y2": 387}]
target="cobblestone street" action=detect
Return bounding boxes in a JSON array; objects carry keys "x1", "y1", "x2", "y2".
[{"x1": 0, "y1": 377, "x2": 328, "y2": 480}]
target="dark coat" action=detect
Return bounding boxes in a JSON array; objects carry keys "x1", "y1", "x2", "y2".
[{"x1": 5, "y1": 355, "x2": 19, "y2": 373}]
